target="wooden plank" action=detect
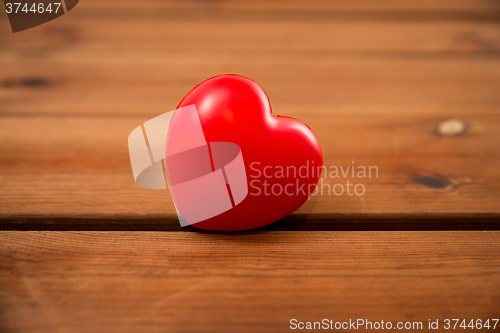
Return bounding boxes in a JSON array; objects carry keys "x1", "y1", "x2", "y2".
[
  {"x1": 0, "y1": 231, "x2": 499, "y2": 332},
  {"x1": 76, "y1": 0, "x2": 500, "y2": 12},
  {"x1": 9, "y1": 1, "x2": 500, "y2": 15},
  {"x1": 0, "y1": 111, "x2": 498, "y2": 230},
  {"x1": 0, "y1": 0, "x2": 499, "y2": 230},
  {"x1": 1, "y1": 52, "x2": 499, "y2": 116},
  {"x1": 2, "y1": 17, "x2": 500, "y2": 52}
]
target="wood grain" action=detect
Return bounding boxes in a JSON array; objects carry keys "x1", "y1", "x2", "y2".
[
  {"x1": 0, "y1": 111, "x2": 499, "y2": 230},
  {"x1": 1, "y1": 231, "x2": 499, "y2": 333},
  {"x1": 1, "y1": 0, "x2": 499, "y2": 330},
  {"x1": 0, "y1": 0, "x2": 499, "y2": 229}
]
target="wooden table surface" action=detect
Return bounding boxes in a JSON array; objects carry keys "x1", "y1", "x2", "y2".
[{"x1": 1, "y1": 0, "x2": 499, "y2": 332}]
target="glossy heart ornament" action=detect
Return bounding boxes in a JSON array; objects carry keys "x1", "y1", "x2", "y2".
[{"x1": 169, "y1": 74, "x2": 322, "y2": 231}]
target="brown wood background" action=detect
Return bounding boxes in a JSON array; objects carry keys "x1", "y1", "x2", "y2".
[{"x1": 0, "y1": 0, "x2": 499, "y2": 332}]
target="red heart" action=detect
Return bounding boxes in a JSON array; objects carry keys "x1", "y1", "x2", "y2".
[{"x1": 176, "y1": 74, "x2": 322, "y2": 231}]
